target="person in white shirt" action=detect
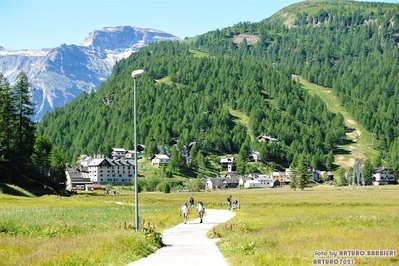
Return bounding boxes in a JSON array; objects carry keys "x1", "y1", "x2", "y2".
[
  {"x1": 196, "y1": 201, "x2": 205, "y2": 223},
  {"x1": 181, "y1": 203, "x2": 189, "y2": 224}
]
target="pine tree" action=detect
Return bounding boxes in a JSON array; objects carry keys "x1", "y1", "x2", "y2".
[
  {"x1": 387, "y1": 137, "x2": 399, "y2": 178},
  {"x1": 0, "y1": 74, "x2": 16, "y2": 182},
  {"x1": 168, "y1": 146, "x2": 180, "y2": 173},
  {"x1": 362, "y1": 159, "x2": 373, "y2": 185},
  {"x1": 32, "y1": 135, "x2": 53, "y2": 179},
  {"x1": 291, "y1": 153, "x2": 310, "y2": 191},
  {"x1": 14, "y1": 72, "x2": 36, "y2": 183}
]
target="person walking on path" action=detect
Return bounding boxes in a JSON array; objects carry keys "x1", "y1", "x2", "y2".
[
  {"x1": 181, "y1": 203, "x2": 189, "y2": 224},
  {"x1": 126, "y1": 209, "x2": 235, "y2": 266},
  {"x1": 227, "y1": 195, "x2": 232, "y2": 211},
  {"x1": 196, "y1": 200, "x2": 205, "y2": 223},
  {"x1": 189, "y1": 196, "x2": 194, "y2": 208}
]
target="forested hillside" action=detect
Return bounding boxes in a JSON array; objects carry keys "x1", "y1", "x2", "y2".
[
  {"x1": 189, "y1": 0, "x2": 399, "y2": 172},
  {"x1": 36, "y1": 0, "x2": 399, "y2": 177},
  {"x1": 37, "y1": 41, "x2": 343, "y2": 171}
]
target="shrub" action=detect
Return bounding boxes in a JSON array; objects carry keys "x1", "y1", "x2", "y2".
[{"x1": 156, "y1": 181, "x2": 171, "y2": 193}]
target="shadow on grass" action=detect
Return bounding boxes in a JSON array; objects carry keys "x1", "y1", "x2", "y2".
[
  {"x1": 334, "y1": 147, "x2": 352, "y2": 155},
  {"x1": 339, "y1": 138, "x2": 356, "y2": 146},
  {"x1": 0, "y1": 182, "x2": 33, "y2": 197}
]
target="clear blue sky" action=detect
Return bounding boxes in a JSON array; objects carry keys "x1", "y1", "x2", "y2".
[{"x1": 1, "y1": 0, "x2": 398, "y2": 50}]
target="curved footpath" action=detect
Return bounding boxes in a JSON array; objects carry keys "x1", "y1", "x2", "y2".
[{"x1": 127, "y1": 209, "x2": 235, "y2": 266}]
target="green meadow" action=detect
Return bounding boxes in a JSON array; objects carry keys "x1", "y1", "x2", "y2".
[{"x1": 1, "y1": 185, "x2": 398, "y2": 266}]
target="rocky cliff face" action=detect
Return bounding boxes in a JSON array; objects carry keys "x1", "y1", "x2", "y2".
[{"x1": 0, "y1": 26, "x2": 180, "y2": 120}]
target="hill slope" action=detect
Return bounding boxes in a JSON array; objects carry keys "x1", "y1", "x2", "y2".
[{"x1": 36, "y1": 0, "x2": 399, "y2": 175}]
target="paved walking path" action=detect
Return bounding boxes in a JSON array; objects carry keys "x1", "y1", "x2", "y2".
[{"x1": 127, "y1": 209, "x2": 235, "y2": 266}]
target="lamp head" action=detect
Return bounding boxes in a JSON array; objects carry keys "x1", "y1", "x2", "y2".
[{"x1": 132, "y1": 69, "x2": 145, "y2": 78}]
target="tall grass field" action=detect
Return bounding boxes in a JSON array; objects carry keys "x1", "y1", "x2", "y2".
[{"x1": 0, "y1": 185, "x2": 398, "y2": 265}]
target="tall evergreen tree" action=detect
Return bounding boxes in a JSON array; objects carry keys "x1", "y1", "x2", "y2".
[
  {"x1": 387, "y1": 137, "x2": 399, "y2": 178},
  {"x1": 362, "y1": 159, "x2": 373, "y2": 185},
  {"x1": 0, "y1": 74, "x2": 16, "y2": 182},
  {"x1": 49, "y1": 146, "x2": 68, "y2": 190},
  {"x1": 290, "y1": 153, "x2": 310, "y2": 191},
  {"x1": 32, "y1": 135, "x2": 53, "y2": 179},
  {"x1": 13, "y1": 72, "x2": 36, "y2": 183}
]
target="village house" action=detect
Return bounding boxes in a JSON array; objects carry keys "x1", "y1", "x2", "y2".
[
  {"x1": 257, "y1": 135, "x2": 278, "y2": 143},
  {"x1": 66, "y1": 152, "x2": 136, "y2": 189},
  {"x1": 248, "y1": 151, "x2": 261, "y2": 162},
  {"x1": 372, "y1": 167, "x2": 395, "y2": 186},
  {"x1": 111, "y1": 148, "x2": 126, "y2": 159},
  {"x1": 271, "y1": 169, "x2": 291, "y2": 187},
  {"x1": 125, "y1": 145, "x2": 145, "y2": 160},
  {"x1": 204, "y1": 172, "x2": 240, "y2": 190},
  {"x1": 151, "y1": 154, "x2": 170, "y2": 167},
  {"x1": 220, "y1": 156, "x2": 235, "y2": 172},
  {"x1": 76, "y1": 154, "x2": 93, "y2": 168},
  {"x1": 254, "y1": 173, "x2": 274, "y2": 188},
  {"x1": 223, "y1": 172, "x2": 240, "y2": 188},
  {"x1": 310, "y1": 169, "x2": 334, "y2": 182},
  {"x1": 244, "y1": 179, "x2": 261, "y2": 188},
  {"x1": 242, "y1": 173, "x2": 274, "y2": 188},
  {"x1": 205, "y1": 177, "x2": 225, "y2": 190},
  {"x1": 65, "y1": 166, "x2": 92, "y2": 190},
  {"x1": 125, "y1": 150, "x2": 136, "y2": 159},
  {"x1": 88, "y1": 156, "x2": 135, "y2": 185}
]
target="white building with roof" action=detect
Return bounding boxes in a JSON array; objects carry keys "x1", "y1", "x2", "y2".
[
  {"x1": 111, "y1": 148, "x2": 126, "y2": 159},
  {"x1": 88, "y1": 157, "x2": 135, "y2": 184},
  {"x1": 244, "y1": 179, "x2": 261, "y2": 188},
  {"x1": 151, "y1": 154, "x2": 170, "y2": 167},
  {"x1": 372, "y1": 167, "x2": 395, "y2": 186}
]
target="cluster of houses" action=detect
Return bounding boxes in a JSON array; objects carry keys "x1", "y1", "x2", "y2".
[
  {"x1": 65, "y1": 144, "x2": 396, "y2": 191},
  {"x1": 65, "y1": 147, "x2": 170, "y2": 191},
  {"x1": 205, "y1": 170, "x2": 293, "y2": 190}
]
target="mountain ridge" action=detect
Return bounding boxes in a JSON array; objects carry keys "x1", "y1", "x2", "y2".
[{"x1": 0, "y1": 26, "x2": 181, "y2": 120}]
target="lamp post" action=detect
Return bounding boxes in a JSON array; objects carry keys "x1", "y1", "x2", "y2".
[{"x1": 132, "y1": 69, "x2": 144, "y2": 231}]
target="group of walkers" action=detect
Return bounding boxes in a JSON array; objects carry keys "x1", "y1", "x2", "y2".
[
  {"x1": 227, "y1": 195, "x2": 239, "y2": 211},
  {"x1": 181, "y1": 197, "x2": 205, "y2": 224},
  {"x1": 180, "y1": 195, "x2": 239, "y2": 224}
]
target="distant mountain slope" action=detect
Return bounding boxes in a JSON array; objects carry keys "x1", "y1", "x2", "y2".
[{"x1": 0, "y1": 26, "x2": 180, "y2": 120}]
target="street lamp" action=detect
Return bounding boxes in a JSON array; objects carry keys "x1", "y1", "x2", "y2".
[{"x1": 132, "y1": 69, "x2": 144, "y2": 231}]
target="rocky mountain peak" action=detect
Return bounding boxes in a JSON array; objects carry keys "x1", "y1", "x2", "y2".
[
  {"x1": 80, "y1": 26, "x2": 180, "y2": 50},
  {"x1": 0, "y1": 26, "x2": 181, "y2": 121}
]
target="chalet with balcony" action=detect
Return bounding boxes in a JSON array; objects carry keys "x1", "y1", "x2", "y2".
[
  {"x1": 220, "y1": 156, "x2": 235, "y2": 172},
  {"x1": 372, "y1": 167, "x2": 396, "y2": 185}
]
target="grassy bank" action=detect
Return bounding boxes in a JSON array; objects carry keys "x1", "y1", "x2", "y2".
[
  {"x1": 217, "y1": 186, "x2": 399, "y2": 266},
  {"x1": 1, "y1": 185, "x2": 398, "y2": 265}
]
